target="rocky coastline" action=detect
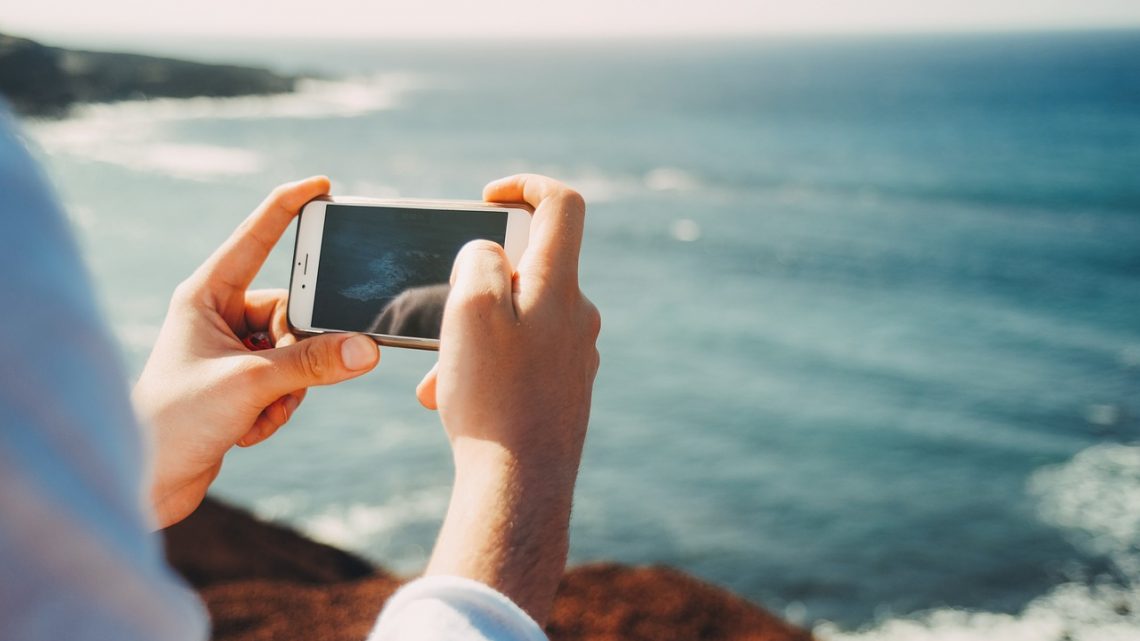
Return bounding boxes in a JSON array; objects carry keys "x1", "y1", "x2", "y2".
[
  {"x1": 0, "y1": 32, "x2": 296, "y2": 117},
  {"x1": 165, "y1": 498, "x2": 814, "y2": 641}
]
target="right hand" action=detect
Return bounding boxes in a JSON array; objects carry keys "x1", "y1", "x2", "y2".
[{"x1": 416, "y1": 174, "x2": 601, "y2": 625}]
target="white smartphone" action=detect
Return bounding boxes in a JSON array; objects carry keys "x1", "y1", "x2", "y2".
[{"x1": 288, "y1": 196, "x2": 532, "y2": 350}]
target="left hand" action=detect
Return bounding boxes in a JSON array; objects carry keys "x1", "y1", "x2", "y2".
[{"x1": 133, "y1": 177, "x2": 380, "y2": 528}]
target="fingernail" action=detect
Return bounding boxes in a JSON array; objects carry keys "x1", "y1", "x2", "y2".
[{"x1": 341, "y1": 335, "x2": 377, "y2": 371}]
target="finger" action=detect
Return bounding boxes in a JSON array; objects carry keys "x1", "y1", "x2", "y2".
[
  {"x1": 447, "y1": 240, "x2": 515, "y2": 318},
  {"x1": 244, "y1": 289, "x2": 290, "y2": 340},
  {"x1": 237, "y1": 393, "x2": 302, "y2": 447},
  {"x1": 417, "y1": 363, "x2": 439, "y2": 410},
  {"x1": 250, "y1": 289, "x2": 294, "y2": 347},
  {"x1": 483, "y1": 173, "x2": 585, "y2": 285},
  {"x1": 246, "y1": 332, "x2": 379, "y2": 402},
  {"x1": 197, "y1": 176, "x2": 330, "y2": 295}
]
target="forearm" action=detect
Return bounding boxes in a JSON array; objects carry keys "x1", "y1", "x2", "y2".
[
  {"x1": 426, "y1": 438, "x2": 577, "y2": 627},
  {"x1": 419, "y1": 173, "x2": 597, "y2": 630}
]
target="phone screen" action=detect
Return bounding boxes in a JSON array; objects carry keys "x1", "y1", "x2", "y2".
[{"x1": 310, "y1": 204, "x2": 507, "y2": 339}]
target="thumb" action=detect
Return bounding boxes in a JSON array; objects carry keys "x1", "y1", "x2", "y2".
[{"x1": 252, "y1": 333, "x2": 379, "y2": 399}]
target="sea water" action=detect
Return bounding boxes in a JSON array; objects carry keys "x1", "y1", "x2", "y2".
[{"x1": 25, "y1": 32, "x2": 1140, "y2": 638}]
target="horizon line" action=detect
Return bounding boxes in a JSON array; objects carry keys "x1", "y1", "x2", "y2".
[{"x1": 9, "y1": 23, "x2": 1140, "y2": 46}]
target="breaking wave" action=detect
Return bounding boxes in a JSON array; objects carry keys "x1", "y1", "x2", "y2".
[
  {"x1": 299, "y1": 489, "x2": 449, "y2": 552},
  {"x1": 26, "y1": 75, "x2": 422, "y2": 181},
  {"x1": 817, "y1": 443, "x2": 1140, "y2": 641}
]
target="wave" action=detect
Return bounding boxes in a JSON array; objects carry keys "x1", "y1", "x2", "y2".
[
  {"x1": 1032, "y1": 445, "x2": 1140, "y2": 579},
  {"x1": 35, "y1": 74, "x2": 421, "y2": 124},
  {"x1": 25, "y1": 75, "x2": 422, "y2": 181},
  {"x1": 554, "y1": 166, "x2": 703, "y2": 204},
  {"x1": 297, "y1": 489, "x2": 449, "y2": 551},
  {"x1": 817, "y1": 443, "x2": 1140, "y2": 641},
  {"x1": 644, "y1": 167, "x2": 701, "y2": 192}
]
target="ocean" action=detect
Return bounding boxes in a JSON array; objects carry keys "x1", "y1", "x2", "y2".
[{"x1": 24, "y1": 31, "x2": 1140, "y2": 639}]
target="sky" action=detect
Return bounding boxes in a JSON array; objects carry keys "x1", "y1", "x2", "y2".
[{"x1": 2, "y1": 0, "x2": 1139, "y2": 40}]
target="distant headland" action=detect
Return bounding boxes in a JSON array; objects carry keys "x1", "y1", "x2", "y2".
[{"x1": 0, "y1": 32, "x2": 297, "y2": 117}]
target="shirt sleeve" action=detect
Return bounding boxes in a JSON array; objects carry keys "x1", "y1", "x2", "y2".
[
  {"x1": 368, "y1": 576, "x2": 549, "y2": 641},
  {"x1": 0, "y1": 106, "x2": 209, "y2": 641}
]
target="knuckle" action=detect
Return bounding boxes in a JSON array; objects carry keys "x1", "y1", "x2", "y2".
[
  {"x1": 555, "y1": 188, "x2": 585, "y2": 213},
  {"x1": 170, "y1": 277, "x2": 203, "y2": 307},
  {"x1": 581, "y1": 299, "x2": 602, "y2": 341},
  {"x1": 269, "y1": 182, "x2": 293, "y2": 202},
  {"x1": 461, "y1": 238, "x2": 504, "y2": 258},
  {"x1": 521, "y1": 172, "x2": 550, "y2": 190},
  {"x1": 454, "y1": 240, "x2": 506, "y2": 280},
  {"x1": 451, "y1": 284, "x2": 503, "y2": 313},
  {"x1": 171, "y1": 279, "x2": 194, "y2": 302},
  {"x1": 298, "y1": 342, "x2": 329, "y2": 380},
  {"x1": 528, "y1": 275, "x2": 580, "y2": 313},
  {"x1": 230, "y1": 357, "x2": 265, "y2": 388}
]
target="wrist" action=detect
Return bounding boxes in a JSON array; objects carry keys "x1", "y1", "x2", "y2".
[
  {"x1": 449, "y1": 438, "x2": 577, "y2": 556},
  {"x1": 428, "y1": 437, "x2": 579, "y2": 625},
  {"x1": 451, "y1": 436, "x2": 581, "y2": 498}
]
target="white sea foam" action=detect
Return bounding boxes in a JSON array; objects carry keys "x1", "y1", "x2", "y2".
[
  {"x1": 644, "y1": 167, "x2": 700, "y2": 192},
  {"x1": 1085, "y1": 404, "x2": 1123, "y2": 428},
  {"x1": 128, "y1": 143, "x2": 263, "y2": 180},
  {"x1": 253, "y1": 493, "x2": 307, "y2": 521},
  {"x1": 551, "y1": 166, "x2": 702, "y2": 203},
  {"x1": 37, "y1": 75, "x2": 419, "y2": 125},
  {"x1": 561, "y1": 171, "x2": 641, "y2": 203},
  {"x1": 1032, "y1": 445, "x2": 1140, "y2": 574},
  {"x1": 818, "y1": 443, "x2": 1140, "y2": 641},
  {"x1": 347, "y1": 180, "x2": 400, "y2": 199},
  {"x1": 300, "y1": 488, "x2": 449, "y2": 550},
  {"x1": 670, "y1": 218, "x2": 702, "y2": 242},
  {"x1": 26, "y1": 75, "x2": 421, "y2": 181}
]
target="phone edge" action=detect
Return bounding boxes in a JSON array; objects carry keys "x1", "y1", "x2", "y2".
[{"x1": 286, "y1": 195, "x2": 529, "y2": 353}]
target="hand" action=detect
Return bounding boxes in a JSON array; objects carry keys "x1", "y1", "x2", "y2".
[
  {"x1": 133, "y1": 177, "x2": 380, "y2": 528},
  {"x1": 417, "y1": 174, "x2": 601, "y2": 625}
]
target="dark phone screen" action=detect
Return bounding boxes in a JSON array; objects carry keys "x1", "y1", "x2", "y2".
[{"x1": 311, "y1": 204, "x2": 507, "y2": 339}]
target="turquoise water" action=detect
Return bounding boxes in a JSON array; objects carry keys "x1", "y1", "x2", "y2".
[{"x1": 27, "y1": 32, "x2": 1140, "y2": 637}]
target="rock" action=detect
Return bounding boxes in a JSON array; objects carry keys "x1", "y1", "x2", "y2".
[
  {"x1": 548, "y1": 564, "x2": 813, "y2": 641},
  {"x1": 0, "y1": 33, "x2": 73, "y2": 115},
  {"x1": 0, "y1": 32, "x2": 296, "y2": 117},
  {"x1": 164, "y1": 497, "x2": 379, "y2": 589},
  {"x1": 164, "y1": 497, "x2": 813, "y2": 641}
]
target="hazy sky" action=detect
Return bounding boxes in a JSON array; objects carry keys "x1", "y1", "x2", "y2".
[{"x1": 3, "y1": 0, "x2": 1139, "y2": 39}]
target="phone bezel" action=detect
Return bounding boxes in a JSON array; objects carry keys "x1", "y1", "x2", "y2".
[{"x1": 287, "y1": 196, "x2": 532, "y2": 351}]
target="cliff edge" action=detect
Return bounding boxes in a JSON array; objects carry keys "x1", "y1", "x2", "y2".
[{"x1": 165, "y1": 497, "x2": 814, "y2": 641}]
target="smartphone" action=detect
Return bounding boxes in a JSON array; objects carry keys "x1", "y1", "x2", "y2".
[{"x1": 288, "y1": 196, "x2": 532, "y2": 350}]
